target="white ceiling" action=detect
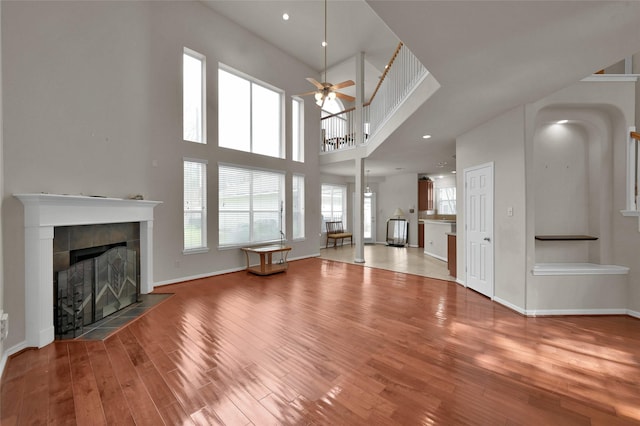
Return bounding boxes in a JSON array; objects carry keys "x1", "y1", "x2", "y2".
[{"x1": 202, "y1": 1, "x2": 640, "y2": 178}]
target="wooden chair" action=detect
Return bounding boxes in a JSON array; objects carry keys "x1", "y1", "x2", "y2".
[{"x1": 325, "y1": 221, "x2": 353, "y2": 248}]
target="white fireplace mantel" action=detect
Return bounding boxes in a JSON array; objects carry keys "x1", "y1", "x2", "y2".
[{"x1": 15, "y1": 193, "x2": 162, "y2": 348}]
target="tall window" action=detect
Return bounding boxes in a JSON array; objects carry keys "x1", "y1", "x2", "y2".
[
  {"x1": 292, "y1": 97, "x2": 304, "y2": 162},
  {"x1": 438, "y1": 187, "x2": 457, "y2": 214},
  {"x1": 184, "y1": 159, "x2": 207, "y2": 251},
  {"x1": 219, "y1": 164, "x2": 285, "y2": 246},
  {"x1": 218, "y1": 65, "x2": 283, "y2": 158},
  {"x1": 321, "y1": 184, "x2": 346, "y2": 228},
  {"x1": 292, "y1": 175, "x2": 305, "y2": 239},
  {"x1": 183, "y1": 48, "x2": 206, "y2": 144}
]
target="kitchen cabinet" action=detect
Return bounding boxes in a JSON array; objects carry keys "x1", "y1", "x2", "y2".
[
  {"x1": 447, "y1": 233, "x2": 457, "y2": 278},
  {"x1": 418, "y1": 180, "x2": 433, "y2": 210},
  {"x1": 418, "y1": 180, "x2": 433, "y2": 211}
]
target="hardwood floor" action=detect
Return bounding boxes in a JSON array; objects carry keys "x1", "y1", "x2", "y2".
[{"x1": 2, "y1": 258, "x2": 640, "y2": 425}]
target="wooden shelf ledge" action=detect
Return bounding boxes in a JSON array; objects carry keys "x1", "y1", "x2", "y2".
[{"x1": 535, "y1": 235, "x2": 598, "y2": 241}]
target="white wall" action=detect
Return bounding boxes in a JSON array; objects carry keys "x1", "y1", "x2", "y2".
[
  {"x1": 2, "y1": 1, "x2": 321, "y2": 349},
  {"x1": 456, "y1": 106, "x2": 528, "y2": 309},
  {"x1": 377, "y1": 173, "x2": 418, "y2": 246},
  {"x1": 0, "y1": 2, "x2": 4, "y2": 363},
  {"x1": 457, "y1": 79, "x2": 638, "y2": 315},
  {"x1": 525, "y1": 80, "x2": 637, "y2": 314}
]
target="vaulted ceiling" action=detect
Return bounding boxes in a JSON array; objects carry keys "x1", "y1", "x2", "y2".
[{"x1": 203, "y1": 1, "x2": 640, "y2": 178}]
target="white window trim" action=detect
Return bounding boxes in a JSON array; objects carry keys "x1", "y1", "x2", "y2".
[
  {"x1": 183, "y1": 47, "x2": 207, "y2": 144},
  {"x1": 183, "y1": 157, "x2": 209, "y2": 254},
  {"x1": 292, "y1": 173, "x2": 305, "y2": 241},
  {"x1": 218, "y1": 63, "x2": 285, "y2": 158},
  {"x1": 292, "y1": 96, "x2": 304, "y2": 163}
]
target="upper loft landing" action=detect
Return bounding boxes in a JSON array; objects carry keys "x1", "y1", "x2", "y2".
[{"x1": 319, "y1": 43, "x2": 440, "y2": 164}]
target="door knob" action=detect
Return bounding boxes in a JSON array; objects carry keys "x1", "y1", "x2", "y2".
[{"x1": 484, "y1": 237, "x2": 491, "y2": 242}]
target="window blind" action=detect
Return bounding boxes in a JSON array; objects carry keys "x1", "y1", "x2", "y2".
[
  {"x1": 184, "y1": 159, "x2": 207, "y2": 250},
  {"x1": 219, "y1": 164, "x2": 285, "y2": 246}
]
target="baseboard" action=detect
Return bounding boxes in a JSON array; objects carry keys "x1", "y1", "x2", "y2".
[
  {"x1": 627, "y1": 309, "x2": 640, "y2": 319},
  {"x1": 524, "y1": 308, "x2": 627, "y2": 317},
  {"x1": 0, "y1": 340, "x2": 29, "y2": 380},
  {"x1": 494, "y1": 297, "x2": 527, "y2": 315},
  {"x1": 424, "y1": 250, "x2": 447, "y2": 262},
  {"x1": 153, "y1": 254, "x2": 321, "y2": 288},
  {"x1": 455, "y1": 278, "x2": 465, "y2": 286}
]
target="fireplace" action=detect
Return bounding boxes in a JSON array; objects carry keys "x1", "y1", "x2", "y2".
[
  {"x1": 54, "y1": 224, "x2": 140, "y2": 339},
  {"x1": 15, "y1": 194, "x2": 162, "y2": 348}
]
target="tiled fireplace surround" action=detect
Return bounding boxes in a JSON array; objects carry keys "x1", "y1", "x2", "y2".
[
  {"x1": 15, "y1": 194, "x2": 161, "y2": 348},
  {"x1": 54, "y1": 222, "x2": 141, "y2": 339}
]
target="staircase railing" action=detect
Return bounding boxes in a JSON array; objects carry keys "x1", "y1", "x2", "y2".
[{"x1": 320, "y1": 42, "x2": 427, "y2": 153}]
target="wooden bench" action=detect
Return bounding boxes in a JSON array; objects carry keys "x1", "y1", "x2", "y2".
[{"x1": 325, "y1": 221, "x2": 353, "y2": 248}]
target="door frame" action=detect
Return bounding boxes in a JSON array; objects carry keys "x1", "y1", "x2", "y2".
[
  {"x1": 353, "y1": 192, "x2": 376, "y2": 244},
  {"x1": 463, "y1": 161, "x2": 495, "y2": 298}
]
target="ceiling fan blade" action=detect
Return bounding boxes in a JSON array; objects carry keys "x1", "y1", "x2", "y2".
[
  {"x1": 295, "y1": 90, "x2": 319, "y2": 97},
  {"x1": 330, "y1": 80, "x2": 355, "y2": 90},
  {"x1": 335, "y1": 92, "x2": 355, "y2": 102},
  {"x1": 306, "y1": 78, "x2": 324, "y2": 89}
]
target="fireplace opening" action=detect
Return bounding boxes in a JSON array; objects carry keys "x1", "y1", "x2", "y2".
[
  {"x1": 70, "y1": 241, "x2": 126, "y2": 264},
  {"x1": 55, "y1": 240, "x2": 139, "y2": 339}
]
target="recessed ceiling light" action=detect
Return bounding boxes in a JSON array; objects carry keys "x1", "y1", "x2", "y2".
[
  {"x1": 452, "y1": 171, "x2": 457, "y2": 174},
  {"x1": 321, "y1": 41, "x2": 327, "y2": 47},
  {"x1": 422, "y1": 134, "x2": 431, "y2": 139},
  {"x1": 282, "y1": 13, "x2": 290, "y2": 21},
  {"x1": 557, "y1": 119, "x2": 569, "y2": 124},
  {"x1": 438, "y1": 175, "x2": 444, "y2": 179}
]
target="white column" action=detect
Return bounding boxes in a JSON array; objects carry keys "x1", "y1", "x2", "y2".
[
  {"x1": 354, "y1": 52, "x2": 366, "y2": 263},
  {"x1": 140, "y1": 220, "x2": 154, "y2": 294},
  {"x1": 354, "y1": 158, "x2": 365, "y2": 263},
  {"x1": 25, "y1": 225, "x2": 54, "y2": 348}
]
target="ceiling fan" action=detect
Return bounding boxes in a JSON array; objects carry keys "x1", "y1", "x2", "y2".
[{"x1": 297, "y1": 0, "x2": 355, "y2": 108}]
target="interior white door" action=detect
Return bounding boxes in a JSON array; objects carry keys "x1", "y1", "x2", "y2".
[
  {"x1": 465, "y1": 162, "x2": 494, "y2": 298},
  {"x1": 364, "y1": 192, "x2": 376, "y2": 244}
]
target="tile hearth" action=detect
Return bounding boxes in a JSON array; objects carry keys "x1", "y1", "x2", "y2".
[{"x1": 73, "y1": 293, "x2": 172, "y2": 340}]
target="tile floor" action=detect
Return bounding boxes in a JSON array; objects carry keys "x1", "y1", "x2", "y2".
[
  {"x1": 319, "y1": 243, "x2": 454, "y2": 281},
  {"x1": 74, "y1": 293, "x2": 172, "y2": 340}
]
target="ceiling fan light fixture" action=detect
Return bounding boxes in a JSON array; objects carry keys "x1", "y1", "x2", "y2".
[{"x1": 295, "y1": 0, "x2": 355, "y2": 107}]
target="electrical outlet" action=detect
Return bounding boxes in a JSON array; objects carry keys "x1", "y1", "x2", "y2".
[{"x1": 0, "y1": 312, "x2": 8, "y2": 341}]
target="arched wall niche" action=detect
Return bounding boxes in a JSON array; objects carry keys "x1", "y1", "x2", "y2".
[{"x1": 533, "y1": 105, "x2": 618, "y2": 264}]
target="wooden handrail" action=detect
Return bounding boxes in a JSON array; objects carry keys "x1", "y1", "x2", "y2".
[
  {"x1": 320, "y1": 41, "x2": 403, "y2": 121},
  {"x1": 631, "y1": 131, "x2": 640, "y2": 140},
  {"x1": 320, "y1": 101, "x2": 371, "y2": 121},
  {"x1": 368, "y1": 41, "x2": 403, "y2": 104}
]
